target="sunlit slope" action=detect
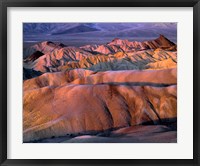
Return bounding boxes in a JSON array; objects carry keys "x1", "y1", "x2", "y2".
[{"x1": 23, "y1": 69, "x2": 177, "y2": 142}]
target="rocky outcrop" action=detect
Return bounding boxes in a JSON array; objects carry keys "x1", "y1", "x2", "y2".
[
  {"x1": 82, "y1": 34, "x2": 176, "y2": 54},
  {"x1": 23, "y1": 41, "x2": 66, "y2": 58}
]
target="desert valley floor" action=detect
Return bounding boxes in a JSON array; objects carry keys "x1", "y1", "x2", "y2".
[{"x1": 23, "y1": 35, "x2": 177, "y2": 143}]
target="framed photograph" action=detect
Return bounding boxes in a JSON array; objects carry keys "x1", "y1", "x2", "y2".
[{"x1": 0, "y1": 0, "x2": 199, "y2": 165}]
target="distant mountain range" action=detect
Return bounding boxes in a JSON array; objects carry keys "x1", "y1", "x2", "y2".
[{"x1": 23, "y1": 23, "x2": 177, "y2": 45}]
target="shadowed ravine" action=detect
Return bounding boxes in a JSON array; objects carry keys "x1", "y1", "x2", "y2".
[{"x1": 26, "y1": 120, "x2": 177, "y2": 143}]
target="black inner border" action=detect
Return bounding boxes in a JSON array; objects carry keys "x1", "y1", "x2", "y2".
[{"x1": 0, "y1": 0, "x2": 199, "y2": 165}]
